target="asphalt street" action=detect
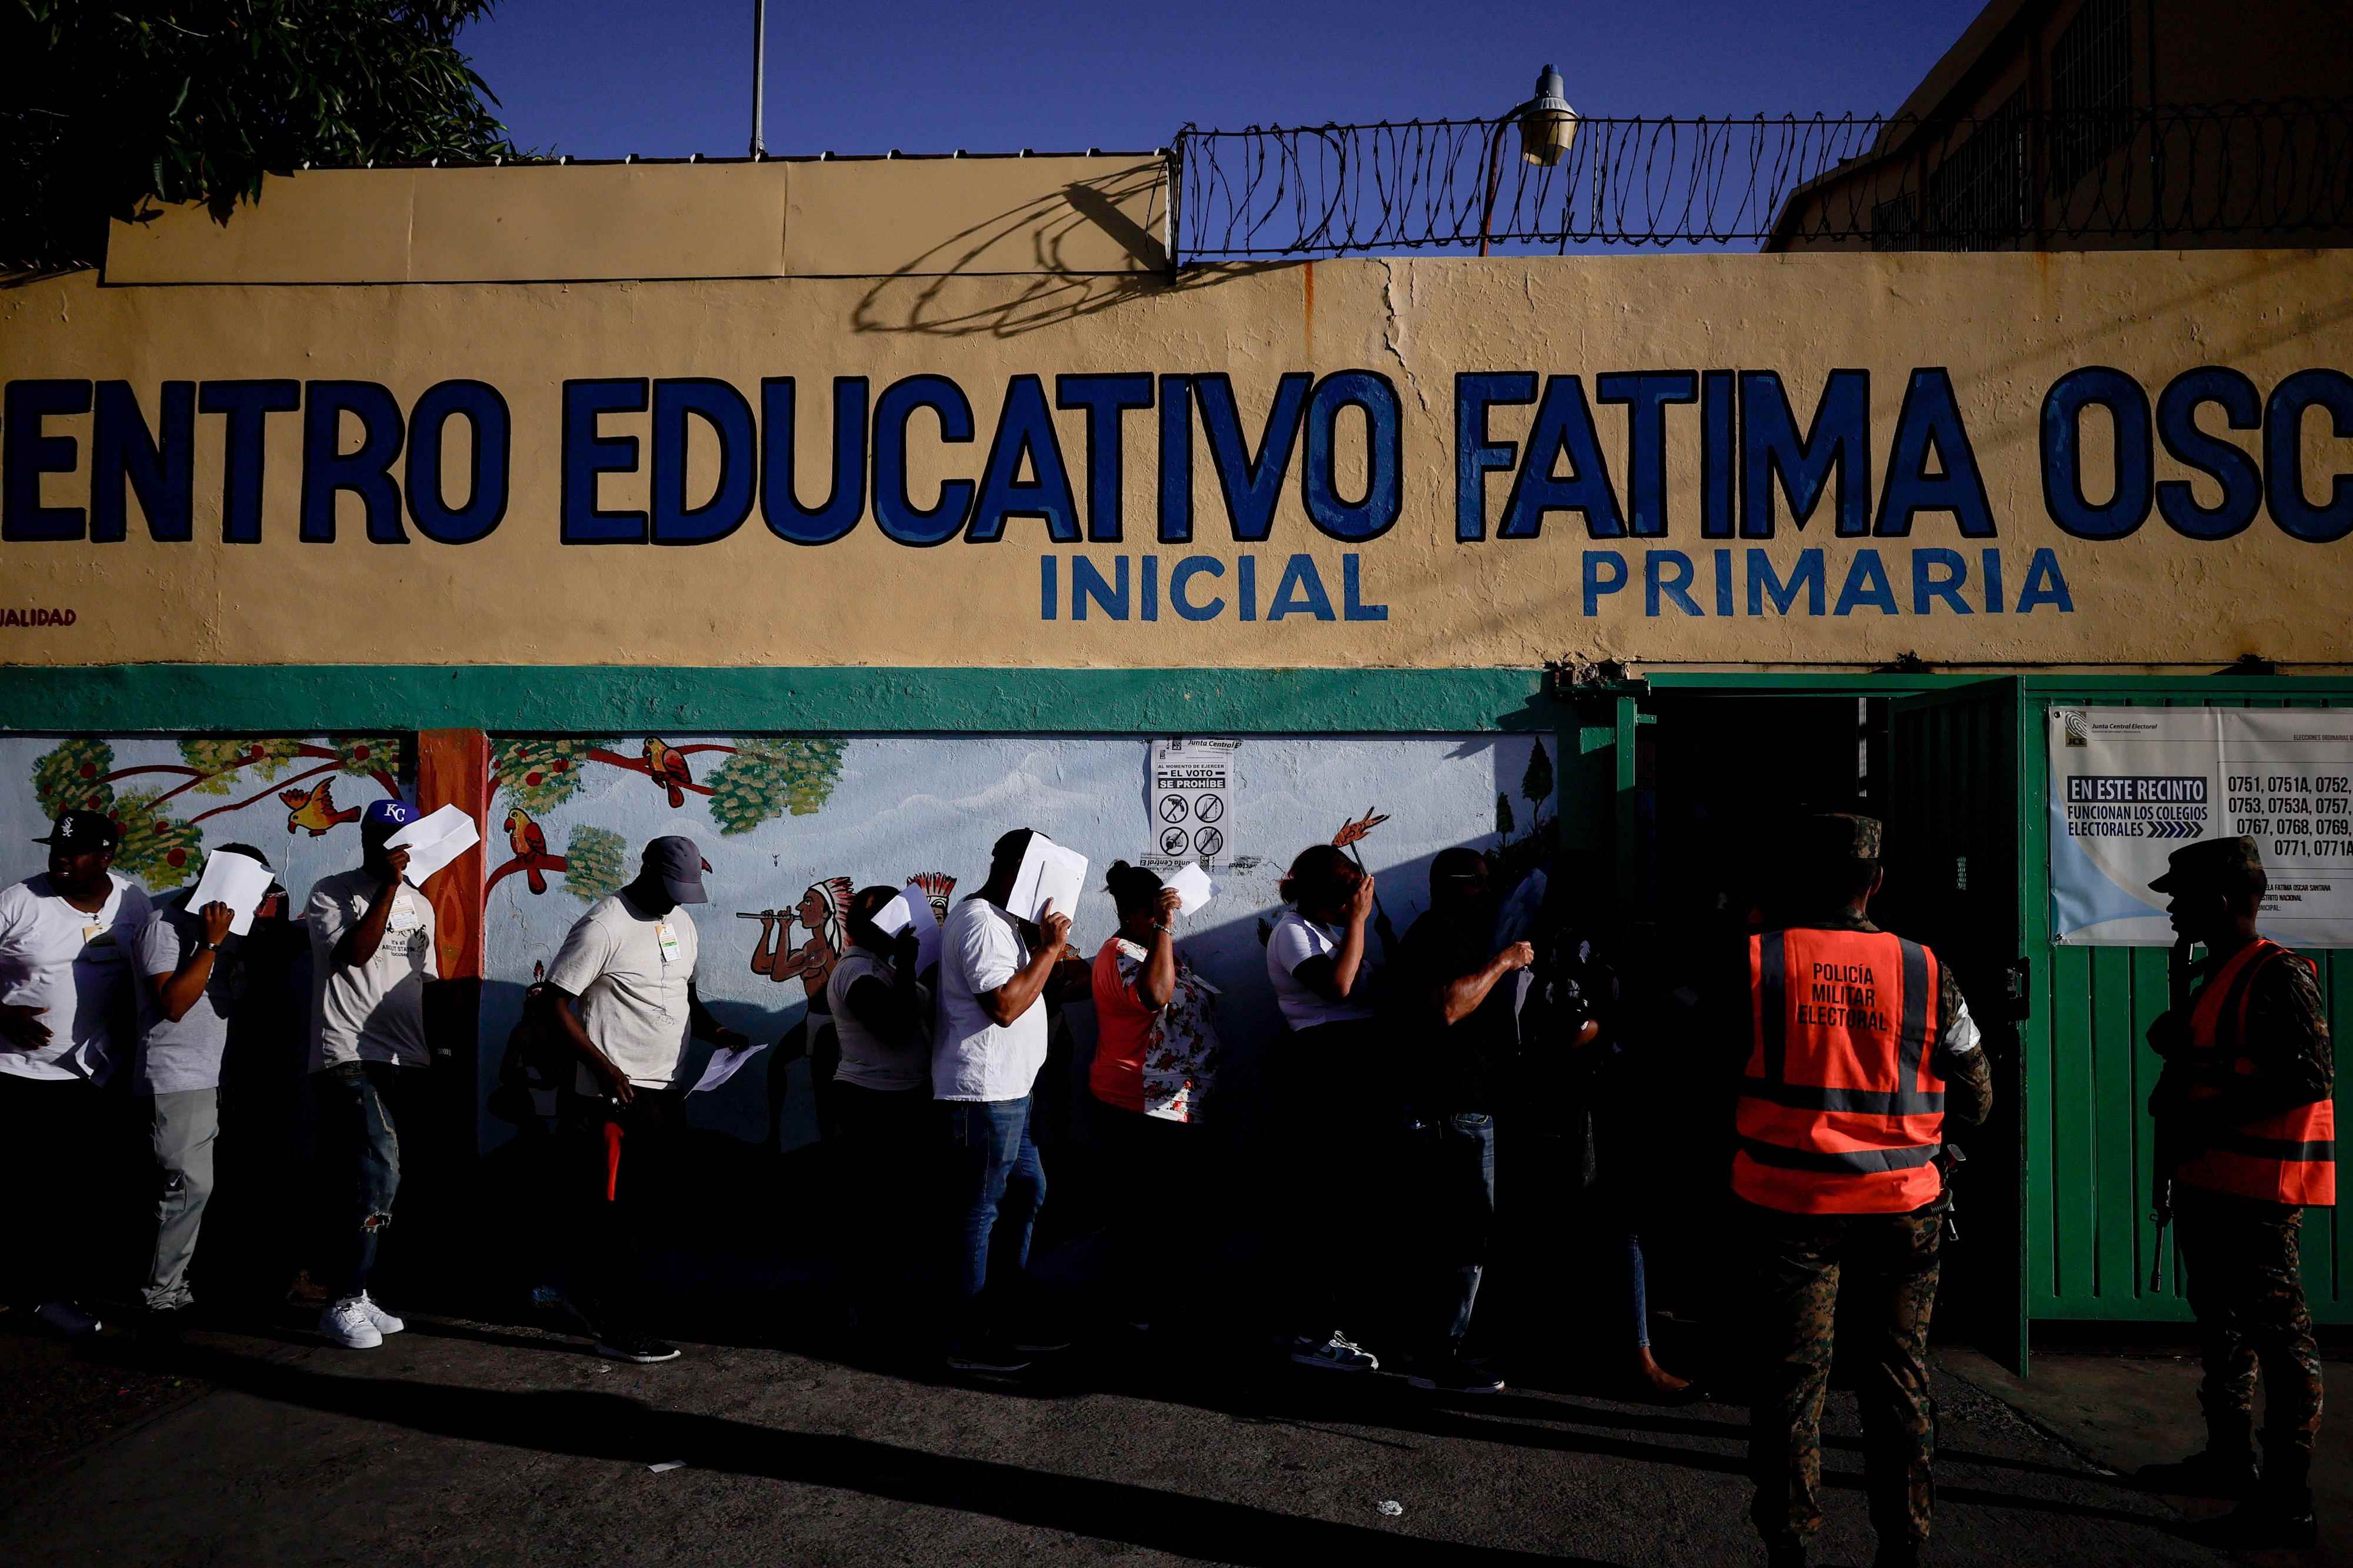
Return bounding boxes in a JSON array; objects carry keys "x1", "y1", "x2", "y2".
[{"x1": 0, "y1": 1313, "x2": 2229, "y2": 1568}]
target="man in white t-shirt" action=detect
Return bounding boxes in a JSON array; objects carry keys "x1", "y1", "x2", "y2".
[
  {"x1": 305, "y1": 799, "x2": 444, "y2": 1350},
  {"x1": 935, "y1": 828, "x2": 1086, "y2": 1373},
  {"x1": 0, "y1": 810, "x2": 152, "y2": 1336},
  {"x1": 541, "y1": 836, "x2": 747, "y2": 1365},
  {"x1": 133, "y1": 842, "x2": 286, "y2": 1329}
]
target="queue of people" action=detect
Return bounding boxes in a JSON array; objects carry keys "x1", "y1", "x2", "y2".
[{"x1": 0, "y1": 801, "x2": 2332, "y2": 1565}]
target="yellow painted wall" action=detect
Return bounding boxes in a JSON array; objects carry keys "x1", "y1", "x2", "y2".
[{"x1": 2, "y1": 164, "x2": 2348, "y2": 670}]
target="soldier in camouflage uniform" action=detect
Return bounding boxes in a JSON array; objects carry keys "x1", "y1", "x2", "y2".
[
  {"x1": 2138, "y1": 836, "x2": 2332, "y2": 1551},
  {"x1": 1731, "y1": 815, "x2": 1994, "y2": 1568}
]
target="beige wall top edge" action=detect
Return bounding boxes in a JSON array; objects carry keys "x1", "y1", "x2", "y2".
[{"x1": 102, "y1": 156, "x2": 1169, "y2": 288}]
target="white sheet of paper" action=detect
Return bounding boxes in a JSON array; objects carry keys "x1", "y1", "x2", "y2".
[
  {"x1": 1164, "y1": 862, "x2": 1214, "y2": 916},
  {"x1": 872, "y1": 894, "x2": 914, "y2": 937},
  {"x1": 690, "y1": 1039, "x2": 769, "y2": 1095},
  {"x1": 1007, "y1": 838, "x2": 1088, "y2": 926},
  {"x1": 386, "y1": 804, "x2": 481, "y2": 888},
  {"x1": 898, "y1": 882, "x2": 942, "y2": 972},
  {"x1": 188, "y1": 850, "x2": 276, "y2": 936}
]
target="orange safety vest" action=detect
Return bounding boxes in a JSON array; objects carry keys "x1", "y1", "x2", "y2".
[
  {"x1": 1735, "y1": 928, "x2": 1948, "y2": 1215},
  {"x1": 2174, "y1": 938, "x2": 2335, "y2": 1207}
]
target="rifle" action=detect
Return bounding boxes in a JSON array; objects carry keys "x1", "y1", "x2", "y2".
[{"x1": 2149, "y1": 938, "x2": 2193, "y2": 1292}]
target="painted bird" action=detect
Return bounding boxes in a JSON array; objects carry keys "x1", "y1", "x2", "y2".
[
  {"x1": 643, "y1": 736, "x2": 694, "y2": 809},
  {"x1": 280, "y1": 778, "x2": 361, "y2": 837},
  {"x1": 504, "y1": 807, "x2": 550, "y2": 895}
]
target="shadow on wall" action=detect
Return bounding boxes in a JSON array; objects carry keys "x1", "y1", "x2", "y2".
[{"x1": 851, "y1": 162, "x2": 1253, "y2": 339}]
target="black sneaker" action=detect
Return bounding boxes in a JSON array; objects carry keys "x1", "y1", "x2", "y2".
[
  {"x1": 2135, "y1": 1449, "x2": 2258, "y2": 1498},
  {"x1": 1012, "y1": 1333, "x2": 1073, "y2": 1355},
  {"x1": 945, "y1": 1339, "x2": 1034, "y2": 1374},
  {"x1": 594, "y1": 1333, "x2": 681, "y2": 1364},
  {"x1": 1404, "y1": 1353, "x2": 1506, "y2": 1394}
]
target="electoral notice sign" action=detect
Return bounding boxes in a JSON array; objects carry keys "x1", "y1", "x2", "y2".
[{"x1": 2049, "y1": 707, "x2": 2353, "y2": 946}]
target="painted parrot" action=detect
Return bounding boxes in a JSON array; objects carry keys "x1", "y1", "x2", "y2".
[
  {"x1": 643, "y1": 736, "x2": 693, "y2": 809},
  {"x1": 504, "y1": 807, "x2": 549, "y2": 895},
  {"x1": 280, "y1": 779, "x2": 361, "y2": 837}
]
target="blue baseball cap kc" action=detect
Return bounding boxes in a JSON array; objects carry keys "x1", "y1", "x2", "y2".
[{"x1": 362, "y1": 799, "x2": 414, "y2": 831}]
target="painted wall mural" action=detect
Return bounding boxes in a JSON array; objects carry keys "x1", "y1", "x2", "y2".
[
  {"x1": 479, "y1": 733, "x2": 1556, "y2": 1149},
  {"x1": 6, "y1": 735, "x2": 407, "y2": 893},
  {"x1": 0, "y1": 731, "x2": 1554, "y2": 1154}
]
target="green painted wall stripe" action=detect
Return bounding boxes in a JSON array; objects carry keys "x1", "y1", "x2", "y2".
[{"x1": 0, "y1": 665, "x2": 1552, "y2": 735}]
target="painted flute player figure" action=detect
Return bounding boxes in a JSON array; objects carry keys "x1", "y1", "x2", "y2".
[{"x1": 2138, "y1": 836, "x2": 2335, "y2": 1552}]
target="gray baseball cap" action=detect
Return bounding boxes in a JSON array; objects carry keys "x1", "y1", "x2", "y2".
[{"x1": 643, "y1": 835, "x2": 709, "y2": 904}]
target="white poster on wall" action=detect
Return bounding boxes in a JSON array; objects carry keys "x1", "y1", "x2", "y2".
[
  {"x1": 2049, "y1": 706, "x2": 2353, "y2": 946},
  {"x1": 1148, "y1": 738, "x2": 1238, "y2": 869}
]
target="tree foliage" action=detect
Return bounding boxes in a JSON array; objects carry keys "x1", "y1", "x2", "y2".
[
  {"x1": 562, "y1": 824, "x2": 626, "y2": 903},
  {"x1": 179, "y1": 736, "x2": 308, "y2": 793},
  {"x1": 706, "y1": 739, "x2": 846, "y2": 837},
  {"x1": 494, "y1": 737, "x2": 611, "y2": 816},
  {"x1": 329, "y1": 735, "x2": 402, "y2": 777},
  {"x1": 34, "y1": 739, "x2": 115, "y2": 818},
  {"x1": 112, "y1": 788, "x2": 206, "y2": 889},
  {"x1": 5, "y1": 2, "x2": 522, "y2": 271}
]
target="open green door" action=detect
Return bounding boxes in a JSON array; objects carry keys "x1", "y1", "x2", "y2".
[{"x1": 1881, "y1": 678, "x2": 2032, "y2": 1376}]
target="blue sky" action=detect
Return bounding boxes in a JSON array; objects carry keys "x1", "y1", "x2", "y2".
[{"x1": 464, "y1": 0, "x2": 1991, "y2": 161}]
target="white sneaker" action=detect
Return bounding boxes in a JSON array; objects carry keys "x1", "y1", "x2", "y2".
[
  {"x1": 355, "y1": 1292, "x2": 405, "y2": 1335},
  {"x1": 320, "y1": 1296, "x2": 385, "y2": 1349},
  {"x1": 35, "y1": 1300, "x2": 101, "y2": 1337},
  {"x1": 1289, "y1": 1331, "x2": 1379, "y2": 1373}
]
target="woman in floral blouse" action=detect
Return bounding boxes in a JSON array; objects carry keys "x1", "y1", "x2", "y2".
[{"x1": 1088, "y1": 860, "x2": 1224, "y2": 1330}]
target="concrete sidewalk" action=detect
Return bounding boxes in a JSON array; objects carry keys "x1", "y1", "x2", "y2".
[
  {"x1": 0, "y1": 1310, "x2": 2234, "y2": 1568},
  {"x1": 1944, "y1": 1347, "x2": 2349, "y2": 1568}
]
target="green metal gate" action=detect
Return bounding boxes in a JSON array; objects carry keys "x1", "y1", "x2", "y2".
[{"x1": 2021, "y1": 679, "x2": 2353, "y2": 1329}]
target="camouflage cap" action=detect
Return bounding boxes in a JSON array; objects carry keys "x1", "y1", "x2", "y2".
[
  {"x1": 2148, "y1": 835, "x2": 2265, "y2": 895},
  {"x1": 1794, "y1": 812, "x2": 1884, "y2": 863}
]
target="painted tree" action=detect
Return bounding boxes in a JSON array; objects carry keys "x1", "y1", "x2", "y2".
[
  {"x1": 491, "y1": 737, "x2": 612, "y2": 815},
  {"x1": 561, "y1": 825, "x2": 627, "y2": 902},
  {"x1": 34, "y1": 739, "x2": 114, "y2": 817},
  {"x1": 705, "y1": 738, "x2": 846, "y2": 836},
  {"x1": 1496, "y1": 791, "x2": 1516, "y2": 840},
  {"x1": 111, "y1": 788, "x2": 206, "y2": 888},
  {"x1": 178, "y1": 738, "x2": 308, "y2": 792},
  {"x1": 1521, "y1": 738, "x2": 1554, "y2": 819},
  {"x1": 25, "y1": 734, "x2": 405, "y2": 890}
]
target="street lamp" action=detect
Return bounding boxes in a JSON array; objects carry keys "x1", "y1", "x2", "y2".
[
  {"x1": 1517, "y1": 65, "x2": 1577, "y2": 166},
  {"x1": 1479, "y1": 64, "x2": 1580, "y2": 255}
]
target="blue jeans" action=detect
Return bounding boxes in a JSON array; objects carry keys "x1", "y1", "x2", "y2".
[
  {"x1": 944, "y1": 1096, "x2": 1045, "y2": 1341},
  {"x1": 1418, "y1": 1110, "x2": 1497, "y2": 1352},
  {"x1": 1622, "y1": 1230, "x2": 1654, "y2": 1349},
  {"x1": 312, "y1": 1062, "x2": 410, "y2": 1301}
]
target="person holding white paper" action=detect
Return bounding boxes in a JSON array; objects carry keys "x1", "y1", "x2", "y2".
[
  {"x1": 384, "y1": 803, "x2": 479, "y2": 889},
  {"x1": 935, "y1": 828, "x2": 1087, "y2": 1373},
  {"x1": 826, "y1": 885, "x2": 935, "y2": 1331},
  {"x1": 305, "y1": 799, "x2": 439, "y2": 1350},
  {"x1": 132, "y1": 843, "x2": 283, "y2": 1327},
  {"x1": 539, "y1": 835, "x2": 746, "y2": 1365},
  {"x1": 1264, "y1": 842, "x2": 1389, "y2": 1374},
  {"x1": 1088, "y1": 861, "x2": 1225, "y2": 1333},
  {"x1": 0, "y1": 809, "x2": 152, "y2": 1337}
]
